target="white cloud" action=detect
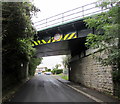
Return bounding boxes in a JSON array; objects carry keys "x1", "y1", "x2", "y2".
[{"x1": 38, "y1": 55, "x2": 66, "y2": 69}]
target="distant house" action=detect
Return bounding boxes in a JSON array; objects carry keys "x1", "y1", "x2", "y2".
[{"x1": 36, "y1": 66, "x2": 47, "y2": 73}]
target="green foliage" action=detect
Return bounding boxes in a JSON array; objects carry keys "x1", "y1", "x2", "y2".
[
  {"x1": 29, "y1": 58, "x2": 43, "y2": 76},
  {"x1": 96, "y1": 0, "x2": 119, "y2": 9},
  {"x1": 51, "y1": 64, "x2": 63, "y2": 74},
  {"x1": 62, "y1": 55, "x2": 71, "y2": 69},
  {"x1": 84, "y1": 0, "x2": 120, "y2": 82},
  {"x1": 17, "y1": 38, "x2": 36, "y2": 61},
  {"x1": 2, "y1": 2, "x2": 39, "y2": 60},
  {"x1": 61, "y1": 75, "x2": 68, "y2": 80},
  {"x1": 112, "y1": 70, "x2": 120, "y2": 82},
  {"x1": 55, "y1": 64, "x2": 61, "y2": 69},
  {"x1": 52, "y1": 69, "x2": 63, "y2": 74},
  {"x1": 46, "y1": 69, "x2": 51, "y2": 72},
  {"x1": 84, "y1": 1, "x2": 120, "y2": 66},
  {"x1": 58, "y1": 74, "x2": 68, "y2": 80},
  {"x1": 51, "y1": 70, "x2": 55, "y2": 74},
  {"x1": 55, "y1": 69, "x2": 63, "y2": 74},
  {"x1": 2, "y1": 2, "x2": 41, "y2": 88}
]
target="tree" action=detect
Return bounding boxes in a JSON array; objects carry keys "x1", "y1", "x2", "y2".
[
  {"x1": 29, "y1": 57, "x2": 43, "y2": 76},
  {"x1": 2, "y1": 2, "x2": 41, "y2": 89},
  {"x1": 51, "y1": 64, "x2": 62, "y2": 74},
  {"x1": 84, "y1": 0, "x2": 120, "y2": 82},
  {"x1": 55, "y1": 64, "x2": 61, "y2": 69},
  {"x1": 62, "y1": 55, "x2": 71, "y2": 69},
  {"x1": 51, "y1": 68, "x2": 63, "y2": 74},
  {"x1": 47, "y1": 69, "x2": 51, "y2": 72}
]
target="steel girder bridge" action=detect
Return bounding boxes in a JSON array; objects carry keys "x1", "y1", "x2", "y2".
[{"x1": 32, "y1": 2, "x2": 108, "y2": 58}]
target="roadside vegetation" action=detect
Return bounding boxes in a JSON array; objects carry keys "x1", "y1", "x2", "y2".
[
  {"x1": 2, "y1": 2, "x2": 42, "y2": 100},
  {"x1": 55, "y1": 55, "x2": 71, "y2": 80},
  {"x1": 51, "y1": 64, "x2": 63, "y2": 74},
  {"x1": 42, "y1": 63, "x2": 68, "y2": 80},
  {"x1": 84, "y1": 0, "x2": 120, "y2": 98},
  {"x1": 58, "y1": 73, "x2": 68, "y2": 80}
]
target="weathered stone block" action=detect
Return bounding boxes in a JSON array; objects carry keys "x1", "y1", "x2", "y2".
[{"x1": 70, "y1": 53, "x2": 114, "y2": 95}]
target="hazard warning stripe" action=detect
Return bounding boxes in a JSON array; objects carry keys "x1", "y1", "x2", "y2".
[
  {"x1": 37, "y1": 40, "x2": 41, "y2": 44},
  {"x1": 41, "y1": 40, "x2": 46, "y2": 44},
  {"x1": 63, "y1": 34, "x2": 70, "y2": 40},
  {"x1": 47, "y1": 39, "x2": 51, "y2": 43},
  {"x1": 32, "y1": 32, "x2": 77, "y2": 46},
  {"x1": 32, "y1": 40, "x2": 41, "y2": 47},
  {"x1": 52, "y1": 39, "x2": 56, "y2": 42},
  {"x1": 68, "y1": 33, "x2": 76, "y2": 40},
  {"x1": 41, "y1": 39, "x2": 53, "y2": 44},
  {"x1": 74, "y1": 35, "x2": 77, "y2": 38},
  {"x1": 63, "y1": 32, "x2": 76, "y2": 40},
  {"x1": 33, "y1": 41, "x2": 38, "y2": 45}
]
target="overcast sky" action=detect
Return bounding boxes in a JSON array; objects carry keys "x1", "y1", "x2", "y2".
[
  {"x1": 32, "y1": 0, "x2": 97, "y2": 23},
  {"x1": 38, "y1": 55, "x2": 66, "y2": 69},
  {"x1": 32, "y1": 0, "x2": 97, "y2": 69}
]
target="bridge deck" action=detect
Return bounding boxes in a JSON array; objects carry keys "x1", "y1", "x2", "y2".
[{"x1": 33, "y1": 1, "x2": 108, "y2": 57}]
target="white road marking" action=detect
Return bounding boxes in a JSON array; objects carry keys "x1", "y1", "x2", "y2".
[{"x1": 67, "y1": 84, "x2": 105, "y2": 103}]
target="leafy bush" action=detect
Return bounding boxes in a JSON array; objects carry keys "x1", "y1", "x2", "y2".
[
  {"x1": 2, "y1": 2, "x2": 40, "y2": 90},
  {"x1": 46, "y1": 69, "x2": 51, "y2": 72},
  {"x1": 51, "y1": 69, "x2": 55, "y2": 74},
  {"x1": 112, "y1": 70, "x2": 120, "y2": 82},
  {"x1": 56, "y1": 69, "x2": 63, "y2": 74},
  {"x1": 84, "y1": 1, "x2": 120, "y2": 82},
  {"x1": 52, "y1": 69, "x2": 63, "y2": 74},
  {"x1": 29, "y1": 57, "x2": 42, "y2": 76}
]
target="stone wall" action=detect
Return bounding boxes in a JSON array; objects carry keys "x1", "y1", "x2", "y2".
[{"x1": 69, "y1": 54, "x2": 114, "y2": 94}]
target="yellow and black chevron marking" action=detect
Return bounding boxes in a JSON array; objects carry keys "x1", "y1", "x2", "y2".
[
  {"x1": 32, "y1": 40, "x2": 41, "y2": 46},
  {"x1": 32, "y1": 32, "x2": 77, "y2": 47},
  {"x1": 63, "y1": 32, "x2": 77, "y2": 40}
]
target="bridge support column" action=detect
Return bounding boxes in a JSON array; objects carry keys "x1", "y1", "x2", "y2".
[{"x1": 68, "y1": 64, "x2": 71, "y2": 81}]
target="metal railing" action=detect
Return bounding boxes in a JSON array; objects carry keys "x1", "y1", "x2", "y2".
[{"x1": 34, "y1": 2, "x2": 108, "y2": 31}]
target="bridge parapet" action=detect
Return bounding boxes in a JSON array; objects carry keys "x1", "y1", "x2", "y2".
[{"x1": 34, "y1": 2, "x2": 108, "y2": 31}]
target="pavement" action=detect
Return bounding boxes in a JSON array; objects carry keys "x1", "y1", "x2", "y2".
[{"x1": 53, "y1": 75, "x2": 120, "y2": 104}]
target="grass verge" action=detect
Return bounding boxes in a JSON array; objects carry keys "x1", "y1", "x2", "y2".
[{"x1": 58, "y1": 73, "x2": 68, "y2": 80}]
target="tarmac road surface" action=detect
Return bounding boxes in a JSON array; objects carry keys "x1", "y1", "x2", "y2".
[{"x1": 11, "y1": 75, "x2": 95, "y2": 102}]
